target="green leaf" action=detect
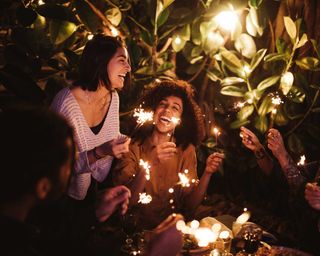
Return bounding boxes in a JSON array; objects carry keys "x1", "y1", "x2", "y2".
[
  {"x1": 49, "y1": 19, "x2": 76, "y2": 45},
  {"x1": 287, "y1": 86, "x2": 306, "y2": 103},
  {"x1": 230, "y1": 119, "x2": 250, "y2": 129},
  {"x1": 264, "y1": 53, "x2": 288, "y2": 63},
  {"x1": 74, "y1": 0, "x2": 102, "y2": 33},
  {"x1": 237, "y1": 105, "x2": 254, "y2": 120},
  {"x1": 220, "y1": 86, "x2": 245, "y2": 97},
  {"x1": 163, "y1": 0, "x2": 175, "y2": 9},
  {"x1": 220, "y1": 77, "x2": 245, "y2": 86},
  {"x1": 258, "y1": 95, "x2": 273, "y2": 115},
  {"x1": 220, "y1": 50, "x2": 242, "y2": 70},
  {"x1": 284, "y1": 16, "x2": 297, "y2": 40},
  {"x1": 36, "y1": 3, "x2": 77, "y2": 23},
  {"x1": 134, "y1": 66, "x2": 153, "y2": 75},
  {"x1": 249, "y1": 0, "x2": 263, "y2": 8},
  {"x1": 156, "y1": 8, "x2": 169, "y2": 29},
  {"x1": 105, "y1": 7, "x2": 122, "y2": 26},
  {"x1": 288, "y1": 133, "x2": 304, "y2": 154},
  {"x1": 295, "y1": 57, "x2": 319, "y2": 70},
  {"x1": 256, "y1": 76, "x2": 280, "y2": 91},
  {"x1": 234, "y1": 33, "x2": 257, "y2": 59},
  {"x1": 250, "y1": 48, "x2": 267, "y2": 71},
  {"x1": 274, "y1": 107, "x2": 289, "y2": 126},
  {"x1": 178, "y1": 24, "x2": 191, "y2": 41},
  {"x1": 296, "y1": 33, "x2": 308, "y2": 49},
  {"x1": 254, "y1": 115, "x2": 268, "y2": 133},
  {"x1": 206, "y1": 69, "x2": 222, "y2": 82},
  {"x1": 156, "y1": 62, "x2": 174, "y2": 73},
  {"x1": 191, "y1": 19, "x2": 202, "y2": 45},
  {"x1": 310, "y1": 39, "x2": 320, "y2": 58},
  {"x1": 190, "y1": 56, "x2": 204, "y2": 64}
]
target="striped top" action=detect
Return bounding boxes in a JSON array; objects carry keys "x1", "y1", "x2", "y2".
[{"x1": 51, "y1": 87, "x2": 120, "y2": 200}]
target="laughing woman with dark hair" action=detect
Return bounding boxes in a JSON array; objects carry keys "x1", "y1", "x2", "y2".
[
  {"x1": 51, "y1": 34, "x2": 131, "y2": 201},
  {"x1": 113, "y1": 80, "x2": 224, "y2": 229}
]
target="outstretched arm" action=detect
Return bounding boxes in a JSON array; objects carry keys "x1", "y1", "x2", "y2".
[
  {"x1": 184, "y1": 152, "x2": 224, "y2": 209},
  {"x1": 267, "y1": 128, "x2": 306, "y2": 188}
]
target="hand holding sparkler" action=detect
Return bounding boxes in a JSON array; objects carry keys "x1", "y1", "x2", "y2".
[
  {"x1": 153, "y1": 141, "x2": 177, "y2": 165},
  {"x1": 204, "y1": 152, "x2": 225, "y2": 174},
  {"x1": 266, "y1": 128, "x2": 287, "y2": 160},
  {"x1": 240, "y1": 126, "x2": 263, "y2": 152}
]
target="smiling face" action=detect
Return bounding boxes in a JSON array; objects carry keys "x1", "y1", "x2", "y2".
[
  {"x1": 153, "y1": 96, "x2": 183, "y2": 134},
  {"x1": 107, "y1": 47, "x2": 131, "y2": 90}
]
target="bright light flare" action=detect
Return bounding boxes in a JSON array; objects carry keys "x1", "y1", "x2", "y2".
[
  {"x1": 38, "y1": 0, "x2": 45, "y2": 5},
  {"x1": 171, "y1": 117, "x2": 180, "y2": 126},
  {"x1": 297, "y1": 155, "x2": 306, "y2": 166},
  {"x1": 138, "y1": 193, "x2": 152, "y2": 204},
  {"x1": 215, "y1": 11, "x2": 239, "y2": 32},
  {"x1": 195, "y1": 228, "x2": 218, "y2": 247},
  {"x1": 139, "y1": 159, "x2": 151, "y2": 180},
  {"x1": 87, "y1": 34, "x2": 94, "y2": 40}
]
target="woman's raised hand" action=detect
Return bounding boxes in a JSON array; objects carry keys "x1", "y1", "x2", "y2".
[
  {"x1": 240, "y1": 126, "x2": 263, "y2": 152},
  {"x1": 101, "y1": 135, "x2": 131, "y2": 159},
  {"x1": 153, "y1": 142, "x2": 177, "y2": 164},
  {"x1": 205, "y1": 152, "x2": 225, "y2": 174},
  {"x1": 305, "y1": 183, "x2": 320, "y2": 211},
  {"x1": 266, "y1": 128, "x2": 287, "y2": 160}
]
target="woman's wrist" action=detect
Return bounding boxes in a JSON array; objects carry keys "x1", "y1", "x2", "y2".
[
  {"x1": 254, "y1": 146, "x2": 266, "y2": 160},
  {"x1": 92, "y1": 146, "x2": 104, "y2": 160}
]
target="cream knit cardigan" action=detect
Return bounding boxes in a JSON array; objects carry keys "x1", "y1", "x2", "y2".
[{"x1": 51, "y1": 87, "x2": 120, "y2": 200}]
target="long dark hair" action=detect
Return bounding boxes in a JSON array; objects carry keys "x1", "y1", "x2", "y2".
[
  {"x1": 133, "y1": 80, "x2": 205, "y2": 149},
  {"x1": 77, "y1": 34, "x2": 131, "y2": 91}
]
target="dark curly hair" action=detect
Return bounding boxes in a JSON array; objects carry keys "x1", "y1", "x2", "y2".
[{"x1": 133, "y1": 80, "x2": 205, "y2": 149}]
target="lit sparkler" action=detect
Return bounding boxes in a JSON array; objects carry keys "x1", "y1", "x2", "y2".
[
  {"x1": 170, "y1": 116, "x2": 181, "y2": 141},
  {"x1": 133, "y1": 107, "x2": 154, "y2": 125},
  {"x1": 131, "y1": 107, "x2": 154, "y2": 136},
  {"x1": 269, "y1": 94, "x2": 283, "y2": 129},
  {"x1": 139, "y1": 159, "x2": 151, "y2": 180},
  {"x1": 138, "y1": 193, "x2": 152, "y2": 204}
]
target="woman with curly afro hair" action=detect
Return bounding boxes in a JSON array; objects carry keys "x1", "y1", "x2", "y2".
[{"x1": 113, "y1": 80, "x2": 224, "y2": 229}]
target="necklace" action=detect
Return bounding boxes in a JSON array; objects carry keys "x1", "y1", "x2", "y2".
[{"x1": 85, "y1": 90, "x2": 110, "y2": 111}]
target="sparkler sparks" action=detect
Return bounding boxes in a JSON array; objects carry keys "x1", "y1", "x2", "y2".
[
  {"x1": 138, "y1": 193, "x2": 152, "y2": 204},
  {"x1": 139, "y1": 159, "x2": 151, "y2": 180},
  {"x1": 178, "y1": 171, "x2": 191, "y2": 187},
  {"x1": 133, "y1": 107, "x2": 154, "y2": 125},
  {"x1": 271, "y1": 95, "x2": 283, "y2": 105}
]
